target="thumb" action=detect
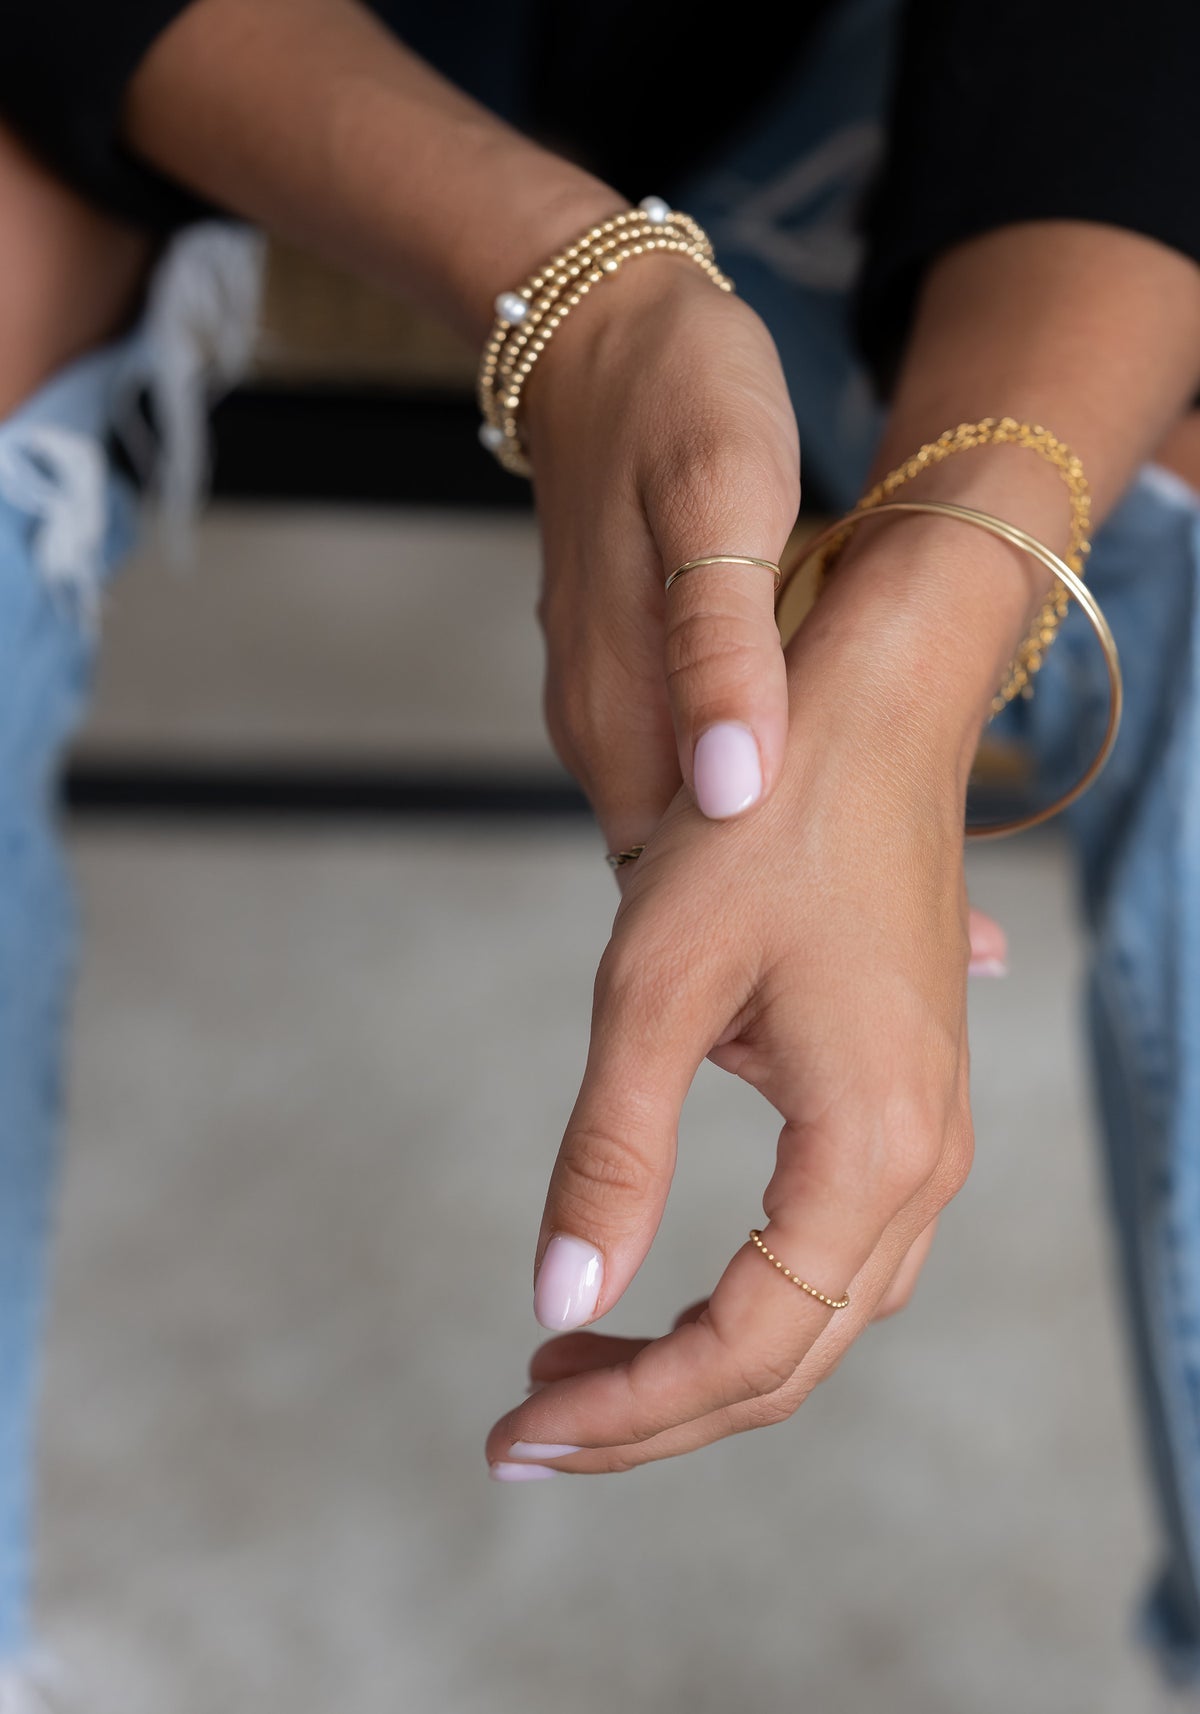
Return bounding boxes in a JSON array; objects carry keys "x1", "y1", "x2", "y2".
[{"x1": 659, "y1": 528, "x2": 794, "y2": 822}]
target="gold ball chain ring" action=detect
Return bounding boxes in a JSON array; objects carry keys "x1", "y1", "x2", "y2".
[
  {"x1": 477, "y1": 197, "x2": 734, "y2": 477},
  {"x1": 748, "y1": 1230, "x2": 850, "y2": 1310}
]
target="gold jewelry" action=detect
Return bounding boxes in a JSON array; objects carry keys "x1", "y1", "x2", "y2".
[
  {"x1": 664, "y1": 555, "x2": 782, "y2": 596},
  {"x1": 813, "y1": 418, "x2": 1092, "y2": 712},
  {"x1": 606, "y1": 844, "x2": 646, "y2": 871},
  {"x1": 477, "y1": 197, "x2": 733, "y2": 477},
  {"x1": 748, "y1": 1229, "x2": 850, "y2": 1310},
  {"x1": 776, "y1": 499, "x2": 1123, "y2": 840}
]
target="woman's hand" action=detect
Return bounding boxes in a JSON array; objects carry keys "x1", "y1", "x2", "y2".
[
  {"x1": 527, "y1": 261, "x2": 801, "y2": 856},
  {"x1": 485, "y1": 583, "x2": 980, "y2": 1475}
]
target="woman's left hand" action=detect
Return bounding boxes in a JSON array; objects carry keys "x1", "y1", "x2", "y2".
[{"x1": 526, "y1": 259, "x2": 801, "y2": 858}]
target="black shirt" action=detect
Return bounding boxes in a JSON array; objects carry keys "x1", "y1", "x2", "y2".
[{"x1": 3, "y1": 1, "x2": 1198, "y2": 389}]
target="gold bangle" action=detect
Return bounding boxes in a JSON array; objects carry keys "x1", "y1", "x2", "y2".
[
  {"x1": 776, "y1": 499, "x2": 1123, "y2": 841},
  {"x1": 819, "y1": 419, "x2": 1092, "y2": 712},
  {"x1": 748, "y1": 1230, "x2": 850, "y2": 1310},
  {"x1": 477, "y1": 197, "x2": 733, "y2": 477},
  {"x1": 664, "y1": 555, "x2": 781, "y2": 595}
]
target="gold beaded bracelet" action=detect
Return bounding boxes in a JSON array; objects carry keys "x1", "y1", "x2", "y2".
[
  {"x1": 477, "y1": 196, "x2": 734, "y2": 477},
  {"x1": 807, "y1": 418, "x2": 1092, "y2": 713}
]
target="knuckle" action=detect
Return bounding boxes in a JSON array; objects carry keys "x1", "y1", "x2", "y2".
[
  {"x1": 874, "y1": 1282, "x2": 914, "y2": 1321},
  {"x1": 664, "y1": 608, "x2": 764, "y2": 704},
  {"x1": 734, "y1": 1347, "x2": 797, "y2": 1398},
  {"x1": 597, "y1": 1447, "x2": 642, "y2": 1475},
  {"x1": 870, "y1": 1090, "x2": 955, "y2": 1207},
  {"x1": 542, "y1": 669, "x2": 603, "y2": 769},
  {"x1": 620, "y1": 1361, "x2": 691, "y2": 1446},
  {"x1": 877, "y1": 1138, "x2": 941, "y2": 1207},
  {"x1": 744, "y1": 1391, "x2": 794, "y2": 1430},
  {"x1": 554, "y1": 1125, "x2": 661, "y2": 1220},
  {"x1": 541, "y1": 680, "x2": 579, "y2": 774},
  {"x1": 657, "y1": 431, "x2": 749, "y2": 516},
  {"x1": 932, "y1": 1118, "x2": 975, "y2": 1204},
  {"x1": 551, "y1": 1133, "x2": 667, "y2": 1256},
  {"x1": 594, "y1": 938, "x2": 670, "y2": 1021},
  {"x1": 534, "y1": 579, "x2": 557, "y2": 638},
  {"x1": 708, "y1": 1316, "x2": 796, "y2": 1400},
  {"x1": 655, "y1": 428, "x2": 795, "y2": 540}
]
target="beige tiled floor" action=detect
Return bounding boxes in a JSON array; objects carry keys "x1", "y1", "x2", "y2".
[{"x1": 43, "y1": 508, "x2": 1167, "y2": 1712}]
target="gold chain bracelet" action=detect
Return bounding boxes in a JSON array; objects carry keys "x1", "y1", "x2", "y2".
[
  {"x1": 777, "y1": 499, "x2": 1122, "y2": 838},
  {"x1": 477, "y1": 197, "x2": 734, "y2": 477},
  {"x1": 808, "y1": 418, "x2": 1092, "y2": 713}
]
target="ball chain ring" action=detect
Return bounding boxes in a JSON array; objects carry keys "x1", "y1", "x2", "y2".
[{"x1": 748, "y1": 1230, "x2": 851, "y2": 1310}]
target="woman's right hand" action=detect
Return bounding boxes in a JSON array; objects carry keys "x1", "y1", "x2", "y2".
[{"x1": 485, "y1": 559, "x2": 987, "y2": 1475}]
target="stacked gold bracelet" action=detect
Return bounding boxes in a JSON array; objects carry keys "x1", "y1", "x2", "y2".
[
  {"x1": 776, "y1": 475, "x2": 1123, "y2": 839},
  {"x1": 477, "y1": 196, "x2": 734, "y2": 477},
  {"x1": 806, "y1": 417, "x2": 1093, "y2": 713}
]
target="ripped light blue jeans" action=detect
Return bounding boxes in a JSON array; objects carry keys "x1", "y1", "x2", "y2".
[{"x1": 0, "y1": 343, "x2": 138, "y2": 1670}]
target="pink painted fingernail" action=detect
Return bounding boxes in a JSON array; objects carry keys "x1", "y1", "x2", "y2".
[
  {"x1": 693, "y1": 723, "x2": 762, "y2": 820},
  {"x1": 508, "y1": 1441, "x2": 582, "y2": 1461},
  {"x1": 534, "y1": 1234, "x2": 603, "y2": 1330},
  {"x1": 969, "y1": 957, "x2": 1008, "y2": 978},
  {"x1": 489, "y1": 1461, "x2": 559, "y2": 1482}
]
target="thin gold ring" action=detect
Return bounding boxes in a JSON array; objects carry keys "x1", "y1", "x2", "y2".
[
  {"x1": 775, "y1": 500, "x2": 1123, "y2": 841},
  {"x1": 665, "y1": 555, "x2": 782, "y2": 596},
  {"x1": 605, "y1": 844, "x2": 646, "y2": 871},
  {"x1": 748, "y1": 1230, "x2": 850, "y2": 1310}
]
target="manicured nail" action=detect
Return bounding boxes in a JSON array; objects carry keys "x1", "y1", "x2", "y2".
[
  {"x1": 693, "y1": 722, "x2": 762, "y2": 820},
  {"x1": 489, "y1": 1461, "x2": 559, "y2": 1481},
  {"x1": 507, "y1": 1441, "x2": 582, "y2": 1461},
  {"x1": 969, "y1": 957, "x2": 1008, "y2": 978},
  {"x1": 534, "y1": 1234, "x2": 603, "y2": 1331}
]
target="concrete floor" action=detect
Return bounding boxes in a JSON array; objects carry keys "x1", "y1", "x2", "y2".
[{"x1": 37, "y1": 509, "x2": 1171, "y2": 1711}]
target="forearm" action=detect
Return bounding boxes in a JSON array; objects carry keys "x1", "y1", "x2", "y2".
[
  {"x1": 121, "y1": 0, "x2": 619, "y2": 343},
  {"x1": 797, "y1": 221, "x2": 1200, "y2": 783},
  {"x1": 0, "y1": 122, "x2": 152, "y2": 413}
]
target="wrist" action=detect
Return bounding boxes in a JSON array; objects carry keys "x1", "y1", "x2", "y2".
[
  {"x1": 521, "y1": 255, "x2": 740, "y2": 420},
  {"x1": 783, "y1": 420, "x2": 1093, "y2": 785},
  {"x1": 785, "y1": 510, "x2": 1041, "y2": 793},
  {"x1": 441, "y1": 153, "x2": 628, "y2": 343}
]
